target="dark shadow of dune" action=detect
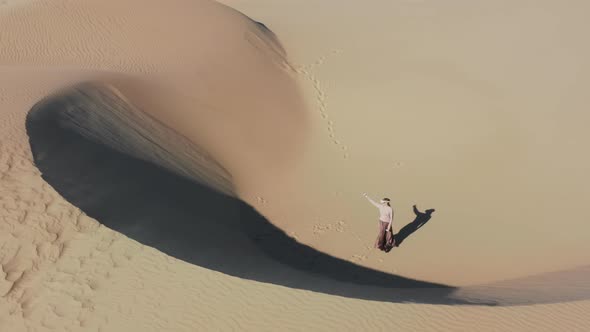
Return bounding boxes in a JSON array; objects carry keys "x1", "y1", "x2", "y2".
[
  {"x1": 26, "y1": 83, "x2": 590, "y2": 306},
  {"x1": 25, "y1": 83, "x2": 491, "y2": 305}
]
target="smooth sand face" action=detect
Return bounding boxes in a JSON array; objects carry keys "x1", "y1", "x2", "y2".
[
  {"x1": 219, "y1": 0, "x2": 590, "y2": 286},
  {"x1": 1, "y1": 0, "x2": 590, "y2": 331}
]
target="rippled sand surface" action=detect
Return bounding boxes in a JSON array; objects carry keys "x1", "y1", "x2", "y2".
[{"x1": 1, "y1": 0, "x2": 589, "y2": 330}]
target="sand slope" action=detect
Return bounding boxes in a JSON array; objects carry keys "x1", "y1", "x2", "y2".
[
  {"x1": 27, "y1": 81, "x2": 234, "y2": 196},
  {"x1": 1, "y1": 0, "x2": 590, "y2": 331},
  {"x1": 25, "y1": 81, "x2": 464, "y2": 304},
  {"x1": 219, "y1": 0, "x2": 590, "y2": 286}
]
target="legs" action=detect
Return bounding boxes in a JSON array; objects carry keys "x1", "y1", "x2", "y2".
[
  {"x1": 374, "y1": 221, "x2": 389, "y2": 251},
  {"x1": 379, "y1": 207, "x2": 434, "y2": 250},
  {"x1": 383, "y1": 231, "x2": 394, "y2": 252},
  {"x1": 376, "y1": 217, "x2": 432, "y2": 251}
]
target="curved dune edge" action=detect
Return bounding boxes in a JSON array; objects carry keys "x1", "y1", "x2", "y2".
[
  {"x1": 2, "y1": 81, "x2": 588, "y2": 332},
  {"x1": 25, "y1": 83, "x2": 590, "y2": 306},
  {"x1": 28, "y1": 81, "x2": 234, "y2": 197},
  {"x1": 1, "y1": 0, "x2": 589, "y2": 329},
  {"x1": 25, "y1": 83, "x2": 479, "y2": 306}
]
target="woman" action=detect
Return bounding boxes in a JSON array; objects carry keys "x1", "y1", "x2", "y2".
[{"x1": 362, "y1": 193, "x2": 393, "y2": 251}]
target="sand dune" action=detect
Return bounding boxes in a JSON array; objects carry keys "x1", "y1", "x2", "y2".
[
  {"x1": 28, "y1": 81, "x2": 234, "y2": 196},
  {"x1": 23, "y1": 81, "x2": 590, "y2": 307},
  {"x1": 25, "y1": 82, "x2": 466, "y2": 302},
  {"x1": 219, "y1": 0, "x2": 590, "y2": 286},
  {"x1": 1, "y1": 0, "x2": 590, "y2": 331}
]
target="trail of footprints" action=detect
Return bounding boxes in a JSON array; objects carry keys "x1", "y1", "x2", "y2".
[
  {"x1": 295, "y1": 49, "x2": 349, "y2": 160},
  {"x1": 253, "y1": 192, "x2": 386, "y2": 264},
  {"x1": 294, "y1": 51, "x2": 401, "y2": 264},
  {"x1": 312, "y1": 220, "x2": 346, "y2": 235},
  {"x1": 253, "y1": 196, "x2": 381, "y2": 264},
  {"x1": 348, "y1": 230, "x2": 375, "y2": 262},
  {"x1": 311, "y1": 218, "x2": 382, "y2": 263}
]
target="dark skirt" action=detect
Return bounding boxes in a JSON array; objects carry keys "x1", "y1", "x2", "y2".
[{"x1": 375, "y1": 221, "x2": 393, "y2": 252}]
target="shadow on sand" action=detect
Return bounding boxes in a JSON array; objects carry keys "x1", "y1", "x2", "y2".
[
  {"x1": 24, "y1": 84, "x2": 493, "y2": 306},
  {"x1": 26, "y1": 83, "x2": 590, "y2": 307}
]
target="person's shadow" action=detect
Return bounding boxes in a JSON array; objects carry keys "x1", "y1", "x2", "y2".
[
  {"x1": 24, "y1": 83, "x2": 486, "y2": 305},
  {"x1": 387, "y1": 205, "x2": 435, "y2": 251}
]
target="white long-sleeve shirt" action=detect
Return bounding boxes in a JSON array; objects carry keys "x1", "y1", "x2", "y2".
[{"x1": 366, "y1": 197, "x2": 393, "y2": 224}]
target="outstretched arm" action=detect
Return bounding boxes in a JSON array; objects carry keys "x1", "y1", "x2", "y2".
[{"x1": 363, "y1": 193, "x2": 380, "y2": 207}]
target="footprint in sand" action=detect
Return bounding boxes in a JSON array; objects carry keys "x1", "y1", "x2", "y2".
[
  {"x1": 351, "y1": 254, "x2": 368, "y2": 262},
  {"x1": 312, "y1": 225, "x2": 326, "y2": 235},
  {"x1": 297, "y1": 49, "x2": 350, "y2": 155},
  {"x1": 312, "y1": 220, "x2": 346, "y2": 235}
]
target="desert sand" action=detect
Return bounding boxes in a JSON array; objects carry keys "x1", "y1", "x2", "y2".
[{"x1": 1, "y1": 0, "x2": 589, "y2": 331}]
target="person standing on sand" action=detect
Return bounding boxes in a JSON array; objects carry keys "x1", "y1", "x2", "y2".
[{"x1": 362, "y1": 193, "x2": 393, "y2": 251}]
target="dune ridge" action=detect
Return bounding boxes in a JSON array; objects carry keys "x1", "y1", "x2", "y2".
[
  {"x1": 25, "y1": 82, "x2": 477, "y2": 306},
  {"x1": 28, "y1": 81, "x2": 234, "y2": 196},
  {"x1": 24, "y1": 81, "x2": 590, "y2": 307},
  {"x1": 2, "y1": 79, "x2": 589, "y2": 330}
]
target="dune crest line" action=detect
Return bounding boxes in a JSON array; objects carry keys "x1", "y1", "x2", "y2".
[
  {"x1": 24, "y1": 79, "x2": 590, "y2": 307},
  {"x1": 26, "y1": 82, "x2": 484, "y2": 306}
]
